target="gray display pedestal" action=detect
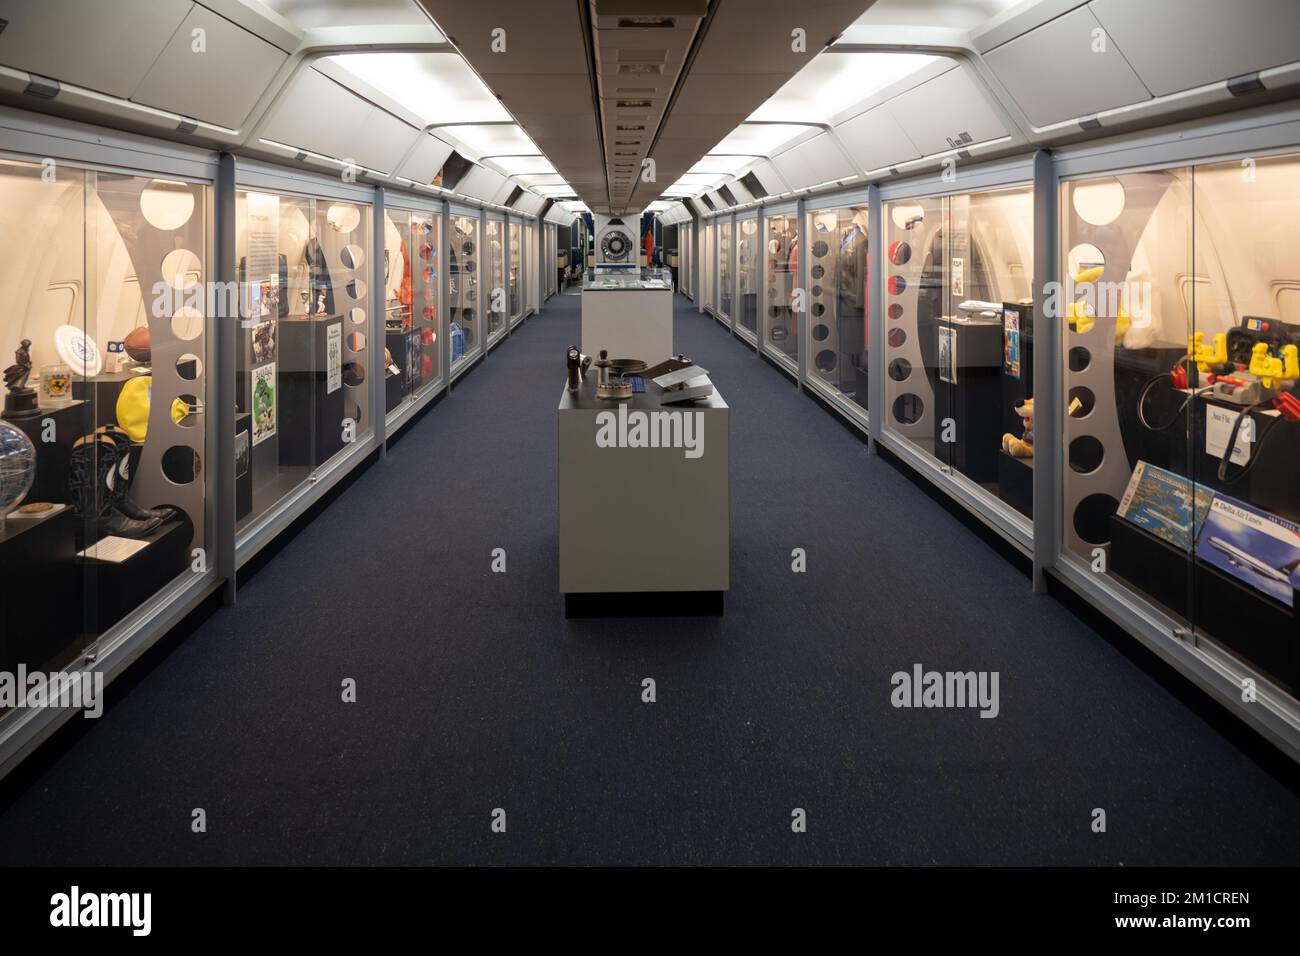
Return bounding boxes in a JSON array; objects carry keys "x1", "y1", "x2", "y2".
[{"x1": 558, "y1": 377, "x2": 729, "y2": 616}]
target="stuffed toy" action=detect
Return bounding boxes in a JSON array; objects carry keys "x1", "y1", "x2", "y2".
[{"x1": 1002, "y1": 397, "x2": 1034, "y2": 458}]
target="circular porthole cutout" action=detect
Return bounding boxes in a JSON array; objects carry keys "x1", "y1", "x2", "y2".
[{"x1": 141, "y1": 180, "x2": 195, "y2": 231}]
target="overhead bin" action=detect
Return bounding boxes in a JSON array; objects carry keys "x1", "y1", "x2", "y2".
[
  {"x1": 1089, "y1": 0, "x2": 1300, "y2": 98},
  {"x1": 726, "y1": 179, "x2": 754, "y2": 205},
  {"x1": 983, "y1": 6, "x2": 1150, "y2": 128},
  {"x1": 458, "y1": 163, "x2": 508, "y2": 202},
  {"x1": 0, "y1": 0, "x2": 192, "y2": 100},
  {"x1": 398, "y1": 133, "x2": 454, "y2": 186},
  {"x1": 747, "y1": 160, "x2": 788, "y2": 198},
  {"x1": 884, "y1": 65, "x2": 1007, "y2": 154},
  {"x1": 490, "y1": 178, "x2": 518, "y2": 206},
  {"x1": 0, "y1": 0, "x2": 288, "y2": 132},
  {"x1": 544, "y1": 206, "x2": 575, "y2": 226},
  {"x1": 130, "y1": 5, "x2": 287, "y2": 130},
  {"x1": 351, "y1": 106, "x2": 419, "y2": 175},
  {"x1": 836, "y1": 104, "x2": 922, "y2": 172},
  {"x1": 262, "y1": 68, "x2": 374, "y2": 160},
  {"x1": 774, "y1": 133, "x2": 856, "y2": 189}
]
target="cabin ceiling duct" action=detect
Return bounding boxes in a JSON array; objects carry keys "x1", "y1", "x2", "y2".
[{"x1": 420, "y1": 0, "x2": 868, "y2": 216}]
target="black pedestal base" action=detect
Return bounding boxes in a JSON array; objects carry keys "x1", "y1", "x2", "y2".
[
  {"x1": 998, "y1": 450, "x2": 1033, "y2": 518},
  {"x1": 564, "y1": 591, "x2": 725, "y2": 618},
  {"x1": 2, "y1": 388, "x2": 40, "y2": 420}
]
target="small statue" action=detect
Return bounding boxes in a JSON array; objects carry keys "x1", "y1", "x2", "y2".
[
  {"x1": 2, "y1": 338, "x2": 40, "y2": 420},
  {"x1": 3, "y1": 339, "x2": 32, "y2": 392}
]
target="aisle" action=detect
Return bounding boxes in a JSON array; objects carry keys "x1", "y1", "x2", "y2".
[{"x1": 1, "y1": 293, "x2": 1298, "y2": 866}]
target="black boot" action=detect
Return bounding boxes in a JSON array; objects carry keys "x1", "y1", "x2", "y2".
[
  {"x1": 96, "y1": 426, "x2": 176, "y2": 523},
  {"x1": 68, "y1": 435, "x2": 166, "y2": 540}
]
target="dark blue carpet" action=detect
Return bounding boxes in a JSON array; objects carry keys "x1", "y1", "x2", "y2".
[{"x1": 1, "y1": 291, "x2": 1298, "y2": 866}]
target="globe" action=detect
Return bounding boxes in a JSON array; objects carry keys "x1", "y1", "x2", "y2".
[{"x1": 0, "y1": 421, "x2": 37, "y2": 518}]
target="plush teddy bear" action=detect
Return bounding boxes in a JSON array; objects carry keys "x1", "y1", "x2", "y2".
[{"x1": 1002, "y1": 397, "x2": 1034, "y2": 458}]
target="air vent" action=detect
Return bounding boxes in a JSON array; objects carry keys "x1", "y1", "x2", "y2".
[
  {"x1": 616, "y1": 87, "x2": 656, "y2": 95},
  {"x1": 617, "y1": 17, "x2": 675, "y2": 28},
  {"x1": 616, "y1": 100, "x2": 652, "y2": 109},
  {"x1": 616, "y1": 125, "x2": 645, "y2": 132},
  {"x1": 699, "y1": 195, "x2": 716, "y2": 211},
  {"x1": 617, "y1": 63, "x2": 663, "y2": 75},
  {"x1": 505, "y1": 185, "x2": 525, "y2": 208},
  {"x1": 718, "y1": 185, "x2": 737, "y2": 206}
]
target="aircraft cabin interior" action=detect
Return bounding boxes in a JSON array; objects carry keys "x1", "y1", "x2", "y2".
[{"x1": 0, "y1": 0, "x2": 1298, "y2": 920}]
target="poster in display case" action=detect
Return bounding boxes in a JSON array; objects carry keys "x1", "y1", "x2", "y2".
[{"x1": 252, "y1": 363, "x2": 276, "y2": 446}]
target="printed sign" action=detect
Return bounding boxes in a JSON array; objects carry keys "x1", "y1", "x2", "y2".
[
  {"x1": 1205, "y1": 404, "x2": 1252, "y2": 465},
  {"x1": 326, "y1": 323, "x2": 342, "y2": 394}
]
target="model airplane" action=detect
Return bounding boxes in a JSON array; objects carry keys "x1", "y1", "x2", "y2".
[{"x1": 1208, "y1": 536, "x2": 1300, "y2": 584}]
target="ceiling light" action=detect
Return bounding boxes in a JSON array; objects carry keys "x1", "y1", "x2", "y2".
[{"x1": 328, "y1": 52, "x2": 509, "y2": 125}]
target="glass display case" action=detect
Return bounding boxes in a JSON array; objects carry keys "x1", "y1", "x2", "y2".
[
  {"x1": 449, "y1": 213, "x2": 481, "y2": 371},
  {"x1": 0, "y1": 158, "x2": 210, "y2": 690},
  {"x1": 737, "y1": 216, "x2": 759, "y2": 339},
  {"x1": 806, "y1": 204, "x2": 870, "y2": 413},
  {"x1": 525, "y1": 221, "x2": 536, "y2": 315},
  {"x1": 509, "y1": 220, "x2": 522, "y2": 324},
  {"x1": 883, "y1": 186, "x2": 1034, "y2": 519},
  {"x1": 382, "y1": 206, "x2": 440, "y2": 417},
  {"x1": 717, "y1": 219, "x2": 733, "y2": 320},
  {"x1": 1060, "y1": 154, "x2": 1300, "y2": 700},
  {"x1": 486, "y1": 218, "x2": 505, "y2": 342},
  {"x1": 234, "y1": 189, "x2": 372, "y2": 531},
  {"x1": 582, "y1": 268, "x2": 672, "y2": 291},
  {"x1": 764, "y1": 212, "x2": 798, "y2": 368}
]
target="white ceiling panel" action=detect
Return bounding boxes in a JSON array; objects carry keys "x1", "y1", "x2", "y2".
[
  {"x1": 983, "y1": 5, "x2": 1150, "y2": 128},
  {"x1": 263, "y1": 0, "x2": 437, "y2": 30},
  {"x1": 329, "y1": 52, "x2": 510, "y2": 125},
  {"x1": 749, "y1": 51, "x2": 939, "y2": 125},
  {"x1": 440, "y1": 123, "x2": 539, "y2": 158}
]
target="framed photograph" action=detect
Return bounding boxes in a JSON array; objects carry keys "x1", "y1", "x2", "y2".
[
  {"x1": 252, "y1": 362, "x2": 276, "y2": 446},
  {"x1": 234, "y1": 429, "x2": 250, "y2": 479},
  {"x1": 251, "y1": 320, "x2": 276, "y2": 365},
  {"x1": 326, "y1": 323, "x2": 342, "y2": 394},
  {"x1": 1003, "y1": 307, "x2": 1021, "y2": 379},
  {"x1": 938, "y1": 325, "x2": 958, "y2": 384}
]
